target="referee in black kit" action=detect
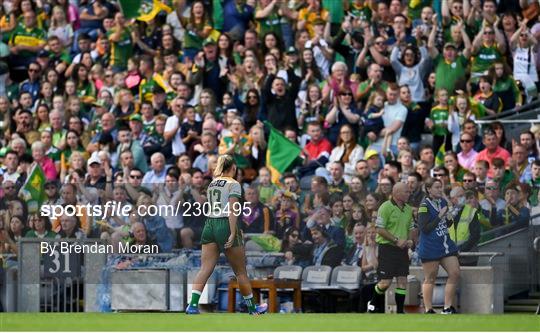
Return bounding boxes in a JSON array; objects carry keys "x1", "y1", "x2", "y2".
[{"x1": 367, "y1": 183, "x2": 415, "y2": 313}]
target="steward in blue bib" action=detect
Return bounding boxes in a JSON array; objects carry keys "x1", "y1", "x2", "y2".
[{"x1": 417, "y1": 197, "x2": 459, "y2": 262}]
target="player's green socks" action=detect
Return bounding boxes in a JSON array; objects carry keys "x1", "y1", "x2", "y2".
[
  {"x1": 395, "y1": 288, "x2": 406, "y2": 313},
  {"x1": 190, "y1": 290, "x2": 202, "y2": 308},
  {"x1": 243, "y1": 294, "x2": 257, "y2": 313}
]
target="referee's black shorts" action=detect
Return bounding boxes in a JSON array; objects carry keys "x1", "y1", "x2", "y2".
[{"x1": 377, "y1": 244, "x2": 409, "y2": 279}]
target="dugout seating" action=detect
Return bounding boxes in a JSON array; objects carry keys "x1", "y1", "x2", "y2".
[
  {"x1": 300, "y1": 265, "x2": 333, "y2": 291},
  {"x1": 311, "y1": 266, "x2": 362, "y2": 312},
  {"x1": 273, "y1": 265, "x2": 303, "y2": 280}
]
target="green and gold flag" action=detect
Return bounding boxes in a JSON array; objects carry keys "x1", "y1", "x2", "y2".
[
  {"x1": 435, "y1": 142, "x2": 446, "y2": 167},
  {"x1": 118, "y1": 0, "x2": 172, "y2": 22},
  {"x1": 19, "y1": 163, "x2": 46, "y2": 213},
  {"x1": 265, "y1": 123, "x2": 302, "y2": 184}
]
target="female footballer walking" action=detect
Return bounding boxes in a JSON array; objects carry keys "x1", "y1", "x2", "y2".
[{"x1": 186, "y1": 155, "x2": 268, "y2": 315}]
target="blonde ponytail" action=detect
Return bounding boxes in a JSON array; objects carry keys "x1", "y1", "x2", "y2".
[{"x1": 214, "y1": 155, "x2": 235, "y2": 177}]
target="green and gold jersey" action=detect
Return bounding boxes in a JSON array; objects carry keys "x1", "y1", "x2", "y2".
[
  {"x1": 471, "y1": 43, "x2": 502, "y2": 75},
  {"x1": 139, "y1": 73, "x2": 172, "y2": 103},
  {"x1": 375, "y1": 200, "x2": 414, "y2": 245},
  {"x1": 434, "y1": 54, "x2": 468, "y2": 93},
  {"x1": 9, "y1": 24, "x2": 46, "y2": 58},
  {"x1": 143, "y1": 119, "x2": 157, "y2": 137},
  {"x1": 107, "y1": 27, "x2": 133, "y2": 69},
  {"x1": 46, "y1": 145, "x2": 61, "y2": 163},
  {"x1": 256, "y1": 7, "x2": 284, "y2": 37},
  {"x1": 430, "y1": 105, "x2": 449, "y2": 136},
  {"x1": 183, "y1": 20, "x2": 212, "y2": 49},
  {"x1": 348, "y1": 1, "x2": 372, "y2": 22},
  {"x1": 207, "y1": 176, "x2": 242, "y2": 218}
]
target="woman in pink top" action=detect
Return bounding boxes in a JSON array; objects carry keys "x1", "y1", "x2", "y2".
[{"x1": 31, "y1": 141, "x2": 58, "y2": 181}]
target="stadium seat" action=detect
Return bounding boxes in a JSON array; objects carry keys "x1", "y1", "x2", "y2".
[
  {"x1": 273, "y1": 265, "x2": 303, "y2": 280},
  {"x1": 301, "y1": 265, "x2": 332, "y2": 291},
  {"x1": 299, "y1": 265, "x2": 332, "y2": 312},
  {"x1": 330, "y1": 266, "x2": 361, "y2": 292},
  {"x1": 314, "y1": 266, "x2": 362, "y2": 312}
]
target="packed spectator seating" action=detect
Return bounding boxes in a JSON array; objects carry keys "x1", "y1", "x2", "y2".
[{"x1": 0, "y1": 0, "x2": 538, "y2": 294}]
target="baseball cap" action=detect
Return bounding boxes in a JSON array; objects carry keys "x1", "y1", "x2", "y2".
[
  {"x1": 444, "y1": 42, "x2": 457, "y2": 49},
  {"x1": 364, "y1": 149, "x2": 379, "y2": 160},
  {"x1": 129, "y1": 113, "x2": 142, "y2": 122},
  {"x1": 202, "y1": 37, "x2": 216, "y2": 46},
  {"x1": 153, "y1": 85, "x2": 166, "y2": 94},
  {"x1": 87, "y1": 155, "x2": 102, "y2": 167},
  {"x1": 286, "y1": 46, "x2": 298, "y2": 54},
  {"x1": 18, "y1": 108, "x2": 32, "y2": 117},
  {"x1": 93, "y1": 99, "x2": 107, "y2": 108},
  {"x1": 313, "y1": 18, "x2": 326, "y2": 26},
  {"x1": 37, "y1": 49, "x2": 49, "y2": 58}
]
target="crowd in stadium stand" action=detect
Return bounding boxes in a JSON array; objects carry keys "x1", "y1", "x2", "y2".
[{"x1": 0, "y1": 0, "x2": 538, "y2": 288}]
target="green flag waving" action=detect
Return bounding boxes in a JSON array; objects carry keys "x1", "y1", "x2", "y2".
[
  {"x1": 118, "y1": 0, "x2": 172, "y2": 21},
  {"x1": 435, "y1": 142, "x2": 446, "y2": 167},
  {"x1": 212, "y1": 0, "x2": 224, "y2": 30},
  {"x1": 265, "y1": 123, "x2": 302, "y2": 184},
  {"x1": 19, "y1": 163, "x2": 46, "y2": 214}
]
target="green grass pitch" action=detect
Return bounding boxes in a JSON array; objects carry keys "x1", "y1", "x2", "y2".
[{"x1": 0, "y1": 313, "x2": 539, "y2": 331}]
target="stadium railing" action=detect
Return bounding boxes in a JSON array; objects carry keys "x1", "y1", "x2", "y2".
[
  {"x1": 476, "y1": 100, "x2": 540, "y2": 140},
  {"x1": 475, "y1": 99, "x2": 540, "y2": 124},
  {"x1": 16, "y1": 238, "x2": 106, "y2": 312},
  {"x1": 10, "y1": 213, "x2": 539, "y2": 313},
  {"x1": 1, "y1": 254, "x2": 18, "y2": 312},
  {"x1": 477, "y1": 214, "x2": 540, "y2": 300}
]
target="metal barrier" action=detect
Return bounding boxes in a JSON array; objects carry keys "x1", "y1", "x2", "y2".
[
  {"x1": 13, "y1": 240, "x2": 284, "y2": 312},
  {"x1": 40, "y1": 277, "x2": 83, "y2": 312},
  {"x1": 1, "y1": 255, "x2": 18, "y2": 312},
  {"x1": 17, "y1": 238, "x2": 106, "y2": 312},
  {"x1": 478, "y1": 223, "x2": 536, "y2": 298},
  {"x1": 473, "y1": 101, "x2": 540, "y2": 140},
  {"x1": 9, "y1": 223, "x2": 537, "y2": 313},
  {"x1": 479, "y1": 100, "x2": 540, "y2": 121},
  {"x1": 459, "y1": 252, "x2": 504, "y2": 264}
]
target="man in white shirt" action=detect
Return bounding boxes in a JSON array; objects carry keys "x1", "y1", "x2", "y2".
[
  {"x1": 304, "y1": 18, "x2": 333, "y2": 76},
  {"x1": 142, "y1": 153, "x2": 168, "y2": 187},
  {"x1": 377, "y1": 83, "x2": 408, "y2": 155},
  {"x1": 2, "y1": 151, "x2": 20, "y2": 184},
  {"x1": 164, "y1": 97, "x2": 187, "y2": 157}
]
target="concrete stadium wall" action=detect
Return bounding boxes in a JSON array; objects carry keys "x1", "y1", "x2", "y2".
[
  {"x1": 406, "y1": 266, "x2": 504, "y2": 314},
  {"x1": 478, "y1": 227, "x2": 535, "y2": 298}
]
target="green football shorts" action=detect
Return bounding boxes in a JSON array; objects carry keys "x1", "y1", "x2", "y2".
[{"x1": 200, "y1": 217, "x2": 243, "y2": 251}]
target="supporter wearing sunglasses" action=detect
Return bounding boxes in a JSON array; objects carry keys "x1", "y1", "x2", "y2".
[
  {"x1": 475, "y1": 129, "x2": 511, "y2": 178},
  {"x1": 457, "y1": 133, "x2": 478, "y2": 171},
  {"x1": 479, "y1": 180, "x2": 506, "y2": 227},
  {"x1": 470, "y1": 22, "x2": 506, "y2": 83},
  {"x1": 461, "y1": 172, "x2": 477, "y2": 191},
  {"x1": 325, "y1": 87, "x2": 361, "y2": 145}
]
